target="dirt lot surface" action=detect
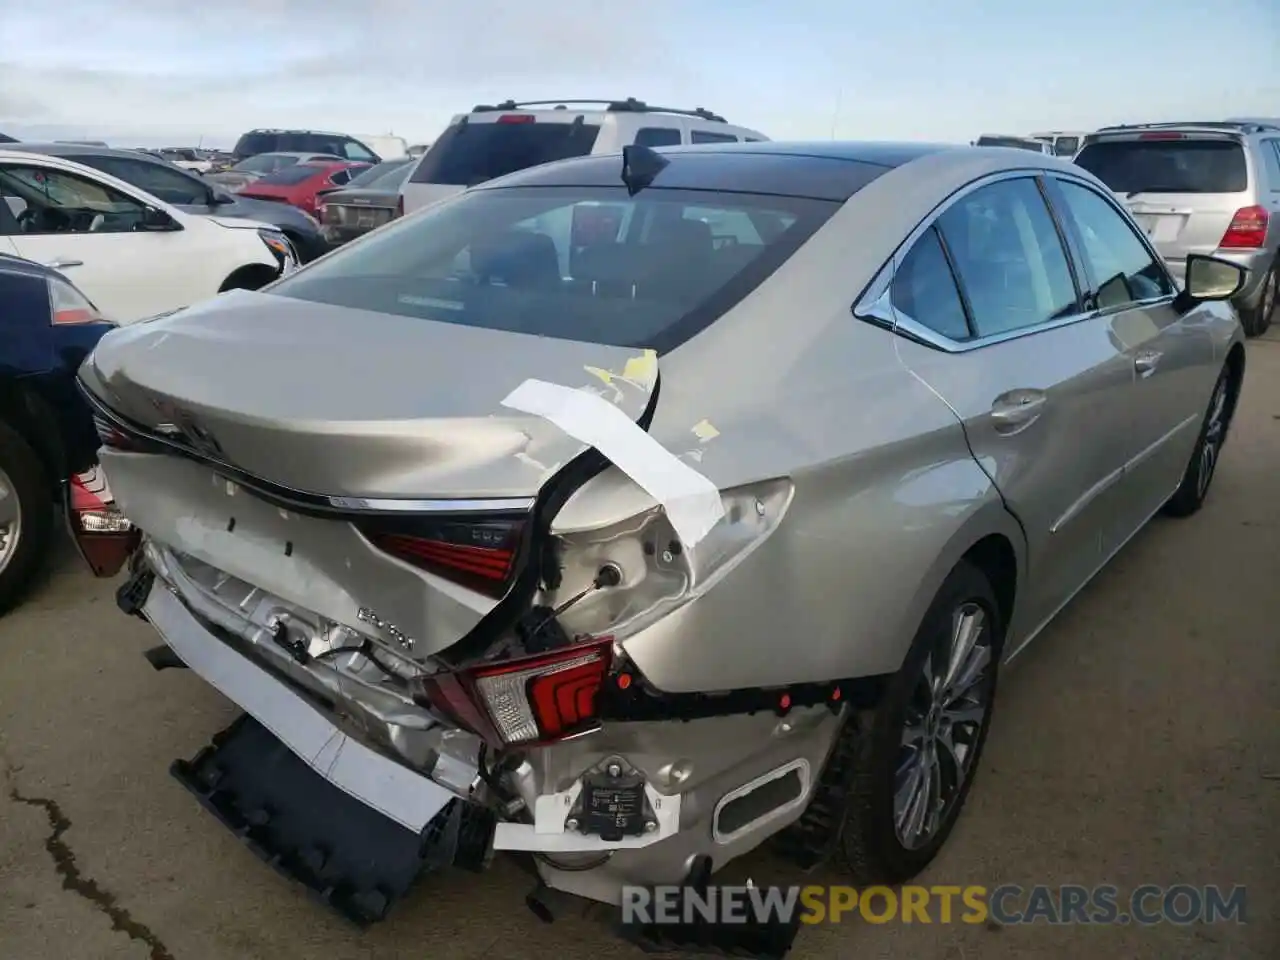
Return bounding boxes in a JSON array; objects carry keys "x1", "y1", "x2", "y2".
[{"x1": 2, "y1": 334, "x2": 1278, "y2": 960}]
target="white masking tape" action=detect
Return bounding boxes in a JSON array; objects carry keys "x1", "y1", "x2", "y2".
[{"x1": 501, "y1": 378, "x2": 726, "y2": 547}]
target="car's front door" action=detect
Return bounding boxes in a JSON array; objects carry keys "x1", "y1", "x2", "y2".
[
  {"x1": 878, "y1": 174, "x2": 1137, "y2": 650},
  {"x1": 0, "y1": 160, "x2": 192, "y2": 323},
  {"x1": 1045, "y1": 174, "x2": 1218, "y2": 534}
]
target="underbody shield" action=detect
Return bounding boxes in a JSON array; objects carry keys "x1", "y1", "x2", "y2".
[{"x1": 171, "y1": 713, "x2": 496, "y2": 926}]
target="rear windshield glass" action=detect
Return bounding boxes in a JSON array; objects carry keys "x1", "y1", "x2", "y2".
[
  {"x1": 255, "y1": 165, "x2": 327, "y2": 186},
  {"x1": 1075, "y1": 139, "x2": 1248, "y2": 193},
  {"x1": 1054, "y1": 137, "x2": 1080, "y2": 156},
  {"x1": 348, "y1": 159, "x2": 413, "y2": 189},
  {"x1": 270, "y1": 185, "x2": 837, "y2": 353},
  {"x1": 410, "y1": 120, "x2": 602, "y2": 187}
]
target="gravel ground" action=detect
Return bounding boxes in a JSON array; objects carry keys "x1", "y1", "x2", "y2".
[{"x1": 2, "y1": 334, "x2": 1278, "y2": 960}]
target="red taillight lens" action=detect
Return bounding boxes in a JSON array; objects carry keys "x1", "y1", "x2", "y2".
[
  {"x1": 364, "y1": 517, "x2": 524, "y2": 597},
  {"x1": 497, "y1": 114, "x2": 536, "y2": 124},
  {"x1": 66, "y1": 467, "x2": 138, "y2": 577},
  {"x1": 1138, "y1": 131, "x2": 1185, "y2": 140},
  {"x1": 424, "y1": 637, "x2": 613, "y2": 746},
  {"x1": 1220, "y1": 205, "x2": 1268, "y2": 249}
]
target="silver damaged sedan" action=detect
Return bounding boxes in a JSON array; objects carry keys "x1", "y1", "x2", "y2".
[{"x1": 73, "y1": 140, "x2": 1246, "y2": 949}]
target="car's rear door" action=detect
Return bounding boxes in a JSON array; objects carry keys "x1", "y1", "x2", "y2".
[{"x1": 875, "y1": 173, "x2": 1137, "y2": 648}]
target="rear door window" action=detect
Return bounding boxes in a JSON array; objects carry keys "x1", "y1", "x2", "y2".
[
  {"x1": 634, "y1": 127, "x2": 683, "y2": 147},
  {"x1": 1074, "y1": 139, "x2": 1249, "y2": 194},
  {"x1": 936, "y1": 177, "x2": 1080, "y2": 337},
  {"x1": 233, "y1": 132, "x2": 275, "y2": 158},
  {"x1": 410, "y1": 120, "x2": 602, "y2": 187},
  {"x1": 79, "y1": 156, "x2": 207, "y2": 205},
  {"x1": 690, "y1": 130, "x2": 738, "y2": 144},
  {"x1": 255, "y1": 165, "x2": 325, "y2": 186}
]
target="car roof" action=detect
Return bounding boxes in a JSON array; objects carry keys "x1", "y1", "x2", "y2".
[
  {"x1": 1088, "y1": 120, "x2": 1280, "y2": 139},
  {"x1": 4, "y1": 141, "x2": 171, "y2": 162},
  {"x1": 473, "y1": 140, "x2": 962, "y2": 202},
  {"x1": 243, "y1": 128, "x2": 351, "y2": 137}
]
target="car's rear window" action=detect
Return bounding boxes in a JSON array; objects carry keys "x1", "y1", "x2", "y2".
[
  {"x1": 270, "y1": 185, "x2": 838, "y2": 353},
  {"x1": 1054, "y1": 136, "x2": 1080, "y2": 156},
  {"x1": 1075, "y1": 139, "x2": 1249, "y2": 193},
  {"x1": 254, "y1": 165, "x2": 328, "y2": 186},
  {"x1": 976, "y1": 136, "x2": 1040, "y2": 150},
  {"x1": 409, "y1": 120, "x2": 602, "y2": 187}
]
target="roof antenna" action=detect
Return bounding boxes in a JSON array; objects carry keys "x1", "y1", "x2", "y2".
[{"x1": 620, "y1": 144, "x2": 669, "y2": 196}]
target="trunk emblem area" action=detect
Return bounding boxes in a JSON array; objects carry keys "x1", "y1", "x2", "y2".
[{"x1": 357, "y1": 607, "x2": 416, "y2": 651}]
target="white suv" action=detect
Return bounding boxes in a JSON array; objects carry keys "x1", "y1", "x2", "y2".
[
  {"x1": 400, "y1": 98, "x2": 769, "y2": 214},
  {"x1": 0, "y1": 149, "x2": 292, "y2": 324}
]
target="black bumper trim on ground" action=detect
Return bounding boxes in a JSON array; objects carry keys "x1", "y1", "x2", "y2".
[{"x1": 171, "y1": 713, "x2": 495, "y2": 927}]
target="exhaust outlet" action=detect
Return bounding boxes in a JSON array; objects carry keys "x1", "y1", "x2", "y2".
[{"x1": 712, "y1": 759, "x2": 810, "y2": 845}]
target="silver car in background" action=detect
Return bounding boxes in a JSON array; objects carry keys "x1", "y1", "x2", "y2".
[
  {"x1": 1075, "y1": 120, "x2": 1280, "y2": 335},
  {"x1": 71, "y1": 141, "x2": 1246, "y2": 953}
]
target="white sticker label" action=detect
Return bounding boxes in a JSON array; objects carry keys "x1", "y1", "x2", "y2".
[{"x1": 501, "y1": 379, "x2": 725, "y2": 547}]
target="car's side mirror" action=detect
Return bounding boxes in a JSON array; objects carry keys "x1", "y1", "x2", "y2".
[
  {"x1": 139, "y1": 206, "x2": 178, "y2": 230},
  {"x1": 1179, "y1": 254, "x2": 1247, "y2": 306}
]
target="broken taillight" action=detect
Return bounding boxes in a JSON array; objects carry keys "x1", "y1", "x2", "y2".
[
  {"x1": 422, "y1": 636, "x2": 613, "y2": 746},
  {"x1": 364, "y1": 516, "x2": 524, "y2": 598},
  {"x1": 66, "y1": 467, "x2": 139, "y2": 578}
]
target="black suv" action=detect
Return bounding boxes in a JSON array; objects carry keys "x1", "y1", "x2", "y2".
[{"x1": 233, "y1": 129, "x2": 381, "y2": 165}]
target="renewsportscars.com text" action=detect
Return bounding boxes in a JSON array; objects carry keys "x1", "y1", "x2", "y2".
[{"x1": 621, "y1": 883, "x2": 1248, "y2": 926}]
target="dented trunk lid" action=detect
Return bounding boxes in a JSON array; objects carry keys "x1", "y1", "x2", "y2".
[{"x1": 78, "y1": 289, "x2": 659, "y2": 501}]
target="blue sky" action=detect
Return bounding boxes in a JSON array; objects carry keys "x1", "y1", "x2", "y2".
[{"x1": 2, "y1": 0, "x2": 1277, "y2": 148}]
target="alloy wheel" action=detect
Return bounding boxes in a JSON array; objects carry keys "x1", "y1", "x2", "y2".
[
  {"x1": 1197, "y1": 377, "x2": 1229, "y2": 500},
  {"x1": 894, "y1": 602, "x2": 993, "y2": 850},
  {"x1": 0, "y1": 466, "x2": 22, "y2": 574}
]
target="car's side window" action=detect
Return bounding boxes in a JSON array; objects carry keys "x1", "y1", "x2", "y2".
[
  {"x1": 890, "y1": 226, "x2": 972, "y2": 340},
  {"x1": 634, "y1": 127, "x2": 682, "y2": 147},
  {"x1": 343, "y1": 140, "x2": 378, "y2": 163},
  {"x1": 330, "y1": 169, "x2": 353, "y2": 186},
  {"x1": 85, "y1": 157, "x2": 205, "y2": 206},
  {"x1": 1053, "y1": 180, "x2": 1175, "y2": 309},
  {"x1": 690, "y1": 130, "x2": 738, "y2": 144},
  {"x1": 1263, "y1": 140, "x2": 1280, "y2": 192},
  {"x1": 0, "y1": 165, "x2": 151, "y2": 236},
  {"x1": 935, "y1": 177, "x2": 1079, "y2": 337}
]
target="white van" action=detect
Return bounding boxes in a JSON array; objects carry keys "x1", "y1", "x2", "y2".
[{"x1": 399, "y1": 98, "x2": 768, "y2": 214}]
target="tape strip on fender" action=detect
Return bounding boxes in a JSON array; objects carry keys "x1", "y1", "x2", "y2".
[{"x1": 501, "y1": 378, "x2": 726, "y2": 547}]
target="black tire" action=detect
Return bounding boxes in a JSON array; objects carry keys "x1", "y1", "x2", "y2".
[
  {"x1": 1239, "y1": 259, "x2": 1278, "y2": 338},
  {"x1": 836, "y1": 560, "x2": 1003, "y2": 884},
  {"x1": 0, "y1": 421, "x2": 54, "y2": 615},
  {"x1": 1164, "y1": 362, "x2": 1236, "y2": 518}
]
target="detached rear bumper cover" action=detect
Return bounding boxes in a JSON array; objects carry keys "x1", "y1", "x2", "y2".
[{"x1": 143, "y1": 584, "x2": 456, "y2": 833}]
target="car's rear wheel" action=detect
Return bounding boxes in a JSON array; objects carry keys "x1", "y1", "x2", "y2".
[
  {"x1": 0, "y1": 421, "x2": 54, "y2": 615},
  {"x1": 836, "y1": 560, "x2": 1002, "y2": 884},
  {"x1": 1164, "y1": 362, "x2": 1236, "y2": 518},
  {"x1": 1240, "y1": 259, "x2": 1278, "y2": 337}
]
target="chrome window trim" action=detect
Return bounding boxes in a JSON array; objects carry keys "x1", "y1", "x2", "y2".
[
  {"x1": 854, "y1": 168, "x2": 1181, "y2": 354},
  {"x1": 853, "y1": 169, "x2": 1098, "y2": 353}
]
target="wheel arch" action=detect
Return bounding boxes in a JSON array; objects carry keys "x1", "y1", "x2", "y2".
[
  {"x1": 891, "y1": 498, "x2": 1026, "y2": 671},
  {"x1": 218, "y1": 262, "x2": 279, "y2": 293}
]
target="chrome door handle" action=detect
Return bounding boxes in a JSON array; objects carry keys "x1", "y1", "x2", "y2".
[
  {"x1": 990, "y1": 389, "x2": 1047, "y2": 434},
  {"x1": 46, "y1": 258, "x2": 84, "y2": 270},
  {"x1": 1134, "y1": 350, "x2": 1162, "y2": 377}
]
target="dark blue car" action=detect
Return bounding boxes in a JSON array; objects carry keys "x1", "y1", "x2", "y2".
[{"x1": 0, "y1": 254, "x2": 131, "y2": 613}]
